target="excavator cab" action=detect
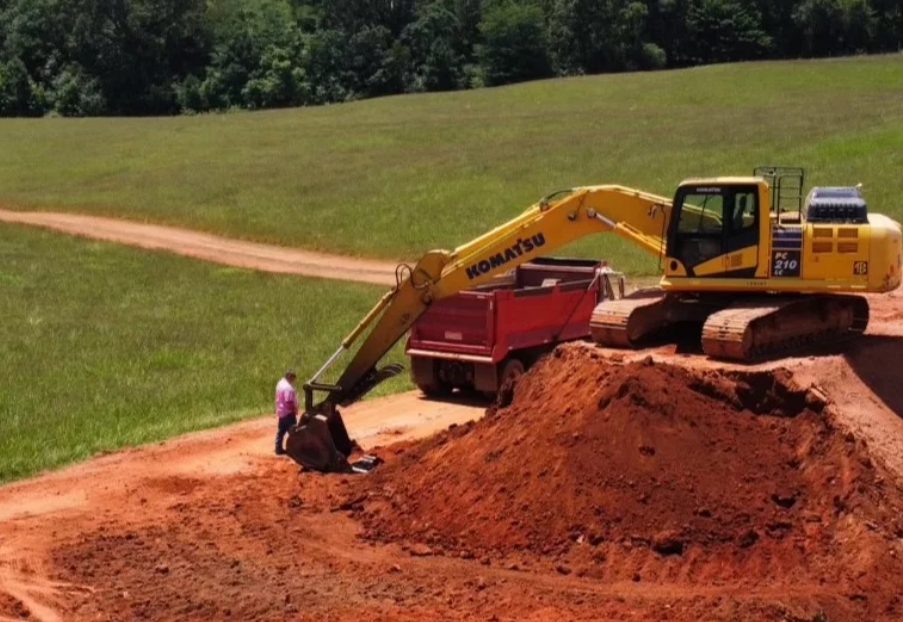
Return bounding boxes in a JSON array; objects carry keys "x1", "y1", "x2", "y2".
[
  {"x1": 595, "y1": 165, "x2": 898, "y2": 361},
  {"x1": 660, "y1": 165, "x2": 896, "y2": 289},
  {"x1": 663, "y1": 177, "x2": 767, "y2": 280}
]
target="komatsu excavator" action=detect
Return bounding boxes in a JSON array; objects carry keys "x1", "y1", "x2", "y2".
[{"x1": 285, "y1": 166, "x2": 902, "y2": 471}]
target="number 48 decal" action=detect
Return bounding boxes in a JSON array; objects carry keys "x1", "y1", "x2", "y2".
[{"x1": 853, "y1": 261, "x2": 869, "y2": 275}]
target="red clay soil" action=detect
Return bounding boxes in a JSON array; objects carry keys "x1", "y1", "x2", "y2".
[
  {"x1": 7, "y1": 300, "x2": 903, "y2": 622},
  {"x1": 50, "y1": 462, "x2": 745, "y2": 622},
  {"x1": 3, "y1": 216, "x2": 903, "y2": 622},
  {"x1": 348, "y1": 348, "x2": 903, "y2": 621},
  {"x1": 15, "y1": 349, "x2": 903, "y2": 622},
  {"x1": 0, "y1": 592, "x2": 31, "y2": 619}
]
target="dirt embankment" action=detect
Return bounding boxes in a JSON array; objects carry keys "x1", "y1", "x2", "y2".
[{"x1": 347, "y1": 348, "x2": 903, "y2": 621}]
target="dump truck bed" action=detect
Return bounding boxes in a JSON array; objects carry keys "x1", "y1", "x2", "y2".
[
  {"x1": 407, "y1": 257, "x2": 604, "y2": 362},
  {"x1": 405, "y1": 257, "x2": 608, "y2": 396}
]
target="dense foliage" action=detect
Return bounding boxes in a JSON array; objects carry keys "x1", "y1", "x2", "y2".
[{"x1": 0, "y1": 0, "x2": 900, "y2": 116}]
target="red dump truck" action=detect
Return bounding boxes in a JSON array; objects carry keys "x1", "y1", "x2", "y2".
[{"x1": 405, "y1": 256, "x2": 626, "y2": 399}]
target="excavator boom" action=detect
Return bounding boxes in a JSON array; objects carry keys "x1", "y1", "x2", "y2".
[{"x1": 285, "y1": 185, "x2": 674, "y2": 470}]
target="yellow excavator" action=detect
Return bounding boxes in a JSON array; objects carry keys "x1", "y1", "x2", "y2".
[{"x1": 285, "y1": 166, "x2": 902, "y2": 471}]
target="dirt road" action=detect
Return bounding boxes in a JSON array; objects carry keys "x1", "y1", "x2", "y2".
[{"x1": 0, "y1": 209, "x2": 400, "y2": 285}]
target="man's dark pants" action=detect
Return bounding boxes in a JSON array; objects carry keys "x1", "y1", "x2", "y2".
[{"x1": 275, "y1": 413, "x2": 297, "y2": 454}]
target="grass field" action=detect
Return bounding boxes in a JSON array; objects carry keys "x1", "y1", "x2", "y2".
[
  {"x1": 2, "y1": 55, "x2": 903, "y2": 276},
  {"x1": 0, "y1": 224, "x2": 411, "y2": 483}
]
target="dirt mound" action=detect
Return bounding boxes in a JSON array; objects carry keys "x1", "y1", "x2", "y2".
[{"x1": 348, "y1": 347, "x2": 903, "y2": 618}]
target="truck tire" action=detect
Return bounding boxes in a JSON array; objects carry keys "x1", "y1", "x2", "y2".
[
  {"x1": 498, "y1": 357, "x2": 525, "y2": 389},
  {"x1": 481, "y1": 357, "x2": 525, "y2": 401},
  {"x1": 411, "y1": 356, "x2": 453, "y2": 399}
]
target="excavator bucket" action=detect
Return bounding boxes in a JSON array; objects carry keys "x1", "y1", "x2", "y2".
[
  {"x1": 284, "y1": 408, "x2": 355, "y2": 472},
  {"x1": 284, "y1": 366, "x2": 404, "y2": 472}
]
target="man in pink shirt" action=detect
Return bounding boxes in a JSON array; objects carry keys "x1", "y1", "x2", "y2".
[{"x1": 274, "y1": 369, "x2": 299, "y2": 455}]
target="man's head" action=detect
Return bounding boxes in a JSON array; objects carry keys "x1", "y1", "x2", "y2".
[{"x1": 285, "y1": 369, "x2": 297, "y2": 384}]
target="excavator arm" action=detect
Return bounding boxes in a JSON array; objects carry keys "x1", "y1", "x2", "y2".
[{"x1": 285, "y1": 185, "x2": 673, "y2": 471}]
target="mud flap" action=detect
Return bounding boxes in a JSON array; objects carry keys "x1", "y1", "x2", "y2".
[{"x1": 284, "y1": 409, "x2": 355, "y2": 473}]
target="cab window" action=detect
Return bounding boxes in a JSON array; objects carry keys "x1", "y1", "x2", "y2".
[
  {"x1": 677, "y1": 192, "x2": 724, "y2": 234},
  {"x1": 730, "y1": 192, "x2": 757, "y2": 232}
]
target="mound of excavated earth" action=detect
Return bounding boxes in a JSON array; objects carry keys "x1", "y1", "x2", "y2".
[{"x1": 348, "y1": 347, "x2": 903, "y2": 620}]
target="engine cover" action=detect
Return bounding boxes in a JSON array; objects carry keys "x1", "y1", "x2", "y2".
[{"x1": 804, "y1": 186, "x2": 868, "y2": 224}]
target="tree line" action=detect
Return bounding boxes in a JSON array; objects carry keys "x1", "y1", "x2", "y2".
[{"x1": 0, "y1": 0, "x2": 900, "y2": 117}]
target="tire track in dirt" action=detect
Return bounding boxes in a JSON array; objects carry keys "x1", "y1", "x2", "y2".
[{"x1": 0, "y1": 209, "x2": 400, "y2": 285}]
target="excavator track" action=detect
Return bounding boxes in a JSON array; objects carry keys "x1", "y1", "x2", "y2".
[
  {"x1": 589, "y1": 287, "x2": 670, "y2": 348},
  {"x1": 590, "y1": 289, "x2": 869, "y2": 363},
  {"x1": 700, "y1": 294, "x2": 870, "y2": 362},
  {"x1": 589, "y1": 287, "x2": 727, "y2": 348}
]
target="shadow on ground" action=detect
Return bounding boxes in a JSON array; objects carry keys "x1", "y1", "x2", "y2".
[
  {"x1": 414, "y1": 390, "x2": 494, "y2": 408},
  {"x1": 843, "y1": 334, "x2": 903, "y2": 419}
]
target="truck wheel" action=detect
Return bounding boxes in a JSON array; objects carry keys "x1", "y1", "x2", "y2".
[{"x1": 499, "y1": 358, "x2": 525, "y2": 387}]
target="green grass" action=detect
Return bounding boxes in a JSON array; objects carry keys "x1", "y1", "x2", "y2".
[
  {"x1": 2, "y1": 54, "x2": 903, "y2": 278},
  {"x1": 3, "y1": 55, "x2": 902, "y2": 484},
  {"x1": 0, "y1": 224, "x2": 412, "y2": 484}
]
